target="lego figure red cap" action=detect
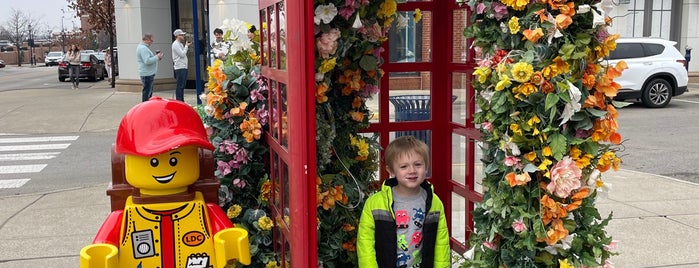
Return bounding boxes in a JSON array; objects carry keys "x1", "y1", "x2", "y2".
[{"x1": 116, "y1": 97, "x2": 214, "y2": 156}]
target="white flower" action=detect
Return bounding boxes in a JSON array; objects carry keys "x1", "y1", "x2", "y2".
[
  {"x1": 352, "y1": 15, "x2": 363, "y2": 29},
  {"x1": 315, "y1": 72, "x2": 325, "y2": 81},
  {"x1": 560, "y1": 80, "x2": 581, "y2": 126},
  {"x1": 577, "y1": 4, "x2": 591, "y2": 14},
  {"x1": 395, "y1": 14, "x2": 408, "y2": 29},
  {"x1": 314, "y1": 4, "x2": 338, "y2": 25}
]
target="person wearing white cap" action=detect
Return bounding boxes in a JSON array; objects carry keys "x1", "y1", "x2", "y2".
[{"x1": 172, "y1": 29, "x2": 191, "y2": 101}]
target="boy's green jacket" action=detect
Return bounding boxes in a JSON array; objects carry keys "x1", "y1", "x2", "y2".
[{"x1": 357, "y1": 178, "x2": 451, "y2": 268}]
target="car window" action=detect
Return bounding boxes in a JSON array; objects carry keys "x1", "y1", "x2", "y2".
[
  {"x1": 642, "y1": 43, "x2": 665, "y2": 57},
  {"x1": 607, "y1": 43, "x2": 645, "y2": 60},
  {"x1": 48, "y1": 52, "x2": 62, "y2": 57}
]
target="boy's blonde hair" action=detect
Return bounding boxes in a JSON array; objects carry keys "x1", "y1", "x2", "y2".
[{"x1": 384, "y1": 136, "x2": 430, "y2": 172}]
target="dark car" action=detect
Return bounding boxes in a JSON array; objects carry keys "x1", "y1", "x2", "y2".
[
  {"x1": 58, "y1": 54, "x2": 106, "y2": 82},
  {"x1": 0, "y1": 59, "x2": 5, "y2": 68}
]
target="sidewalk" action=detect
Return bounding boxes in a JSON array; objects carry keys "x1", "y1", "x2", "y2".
[{"x1": 1, "y1": 81, "x2": 699, "y2": 267}]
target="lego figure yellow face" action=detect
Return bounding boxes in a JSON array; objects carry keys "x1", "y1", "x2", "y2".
[{"x1": 125, "y1": 145, "x2": 199, "y2": 196}]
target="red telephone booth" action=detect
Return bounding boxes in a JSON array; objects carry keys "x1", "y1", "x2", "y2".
[{"x1": 258, "y1": 1, "x2": 481, "y2": 266}]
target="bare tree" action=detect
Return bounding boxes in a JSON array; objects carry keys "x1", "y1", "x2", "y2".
[
  {"x1": 5, "y1": 8, "x2": 42, "y2": 66},
  {"x1": 68, "y1": 0, "x2": 115, "y2": 37}
]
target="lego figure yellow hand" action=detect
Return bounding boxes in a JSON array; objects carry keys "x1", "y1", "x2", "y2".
[
  {"x1": 214, "y1": 227, "x2": 251, "y2": 266},
  {"x1": 80, "y1": 243, "x2": 118, "y2": 268}
]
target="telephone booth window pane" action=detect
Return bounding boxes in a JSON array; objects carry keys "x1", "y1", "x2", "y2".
[
  {"x1": 451, "y1": 72, "x2": 470, "y2": 126},
  {"x1": 272, "y1": 151, "x2": 281, "y2": 209},
  {"x1": 282, "y1": 163, "x2": 290, "y2": 228},
  {"x1": 388, "y1": 72, "x2": 432, "y2": 123},
  {"x1": 260, "y1": 8, "x2": 268, "y2": 67},
  {"x1": 277, "y1": 2, "x2": 287, "y2": 70},
  {"x1": 452, "y1": 9, "x2": 470, "y2": 63},
  {"x1": 452, "y1": 134, "x2": 466, "y2": 186},
  {"x1": 367, "y1": 91, "x2": 380, "y2": 124},
  {"x1": 280, "y1": 83, "x2": 289, "y2": 148},
  {"x1": 271, "y1": 80, "x2": 279, "y2": 140},
  {"x1": 388, "y1": 11, "x2": 429, "y2": 63},
  {"x1": 451, "y1": 193, "x2": 467, "y2": 245},
  {"x1": 268, "y1": 6, "x2": 277, "y2": 68},
  {"x1": 472, "y1": 139, "x2": 485, "y2": 194}
]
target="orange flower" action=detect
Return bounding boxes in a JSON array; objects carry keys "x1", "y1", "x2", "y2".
[
  {"x1": 260, "y1": 180, "x2": 272, "y2": 202},
  {"x1": 342, "y1": 223, "x2": 356, "y2": 232},
  {"x1": 558, "y1": 2, "x2": 576, "y2": 16},
  {"x1": 316, "y1": 83, "x2": 329, "y2": 103},
  {"x1": 540, "y1": 194, "x2": 568, "y2": 225},
  {"x1": 522, "y1": 28, "x2": 544, "y2": 43},
  {"x1": 530, "y1": 71, "x2": 544, "y2": 86},
  {"x1": 541, "y1": 80, "x2": 555, "y2": 93},
  {"x1": 342, "y1": 238, "x2": 357, "y2": 252},
  {"x1": 538, "y1": 218, "x2": 569, "y2": 245},
  {"x1": 352, "y1": 96, "x2": 362, "y2": 109},
  {"x1": 230, "y1": 102, "x2": 248, "y2": 117},
  {"x1": 349, "y1": 110, "x2": 364, "y2": 122},
  {"x1": 506, "y1": 172, "x2": 531, "y2": 187},
  {"x1": 555, "y1": 14, "x2": 573, "y2": 29},
  {"x1": 534, "y1": 8, "x2": 548, "y2": 23}
]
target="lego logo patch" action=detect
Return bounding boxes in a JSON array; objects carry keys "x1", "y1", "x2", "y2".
[{"x1": 182, "y1": 231, "x2": 205, "y2": 247}]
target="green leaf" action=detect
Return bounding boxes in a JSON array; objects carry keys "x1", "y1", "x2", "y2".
[
  {"x1": 544, "y1": 93, "x2": 560, "y2": 111},
  {"x1": 548, "y1": 133, "x2": 567, "y2": 161}
]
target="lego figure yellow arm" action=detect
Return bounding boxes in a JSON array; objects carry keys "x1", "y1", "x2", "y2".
[
  {"x1": 79, "y1": 211, "x2": 123, "y2": 268},
  {"x1": 207, "y1": 203, "x2": 251, "y2": 266}
]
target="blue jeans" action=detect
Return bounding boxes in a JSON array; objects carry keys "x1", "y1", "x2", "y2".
[
  {"x1": 140, "y1": 75, "x2": 155, "y2": 102},
  {"x1": 174, "y1": 68, "x2": 188, "y2": 101},
  {"x1": 69, "y1": 64, "x2": 80, "y2": 87}
]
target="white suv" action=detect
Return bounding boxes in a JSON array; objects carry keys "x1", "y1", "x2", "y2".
[
  {"x1": 44, "y1": 51, "x2": 64, "y2": 66},
  {"x1": 606, "y1": 38, "x2": 688, "y2": 108}
]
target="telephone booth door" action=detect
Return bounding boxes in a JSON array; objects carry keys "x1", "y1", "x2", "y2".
[
  {"x1": 364, "y1": 1, "x2": 482, "y2": 255},
  {"x1": 259, "y1": 1, "x2": 317, "y2": 267}
]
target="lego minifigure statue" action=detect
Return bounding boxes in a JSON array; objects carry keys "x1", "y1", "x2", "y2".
[{"x1": 80, "y1": 97, "x2": 250, "y2": 268}]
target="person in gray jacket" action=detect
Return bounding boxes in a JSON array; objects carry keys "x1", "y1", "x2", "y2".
[
  {"x1": 171, "y1": 29, "x2": 191, "y2": 101},
  {"x1": 136, "y1": 33, "x2": 163, "y2": 102}
]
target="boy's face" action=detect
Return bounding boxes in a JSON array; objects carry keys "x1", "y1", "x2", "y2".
[{"x1": 386, "y1": 150, "x2": 427, "y2": 196}]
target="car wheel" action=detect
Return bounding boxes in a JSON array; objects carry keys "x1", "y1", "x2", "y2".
[
  {"x1": 641, "y1": 78, "x2": 672, "y2": 108},
  {"x1": 59, "y1": 77, "x2": 65, "y2": 82}
]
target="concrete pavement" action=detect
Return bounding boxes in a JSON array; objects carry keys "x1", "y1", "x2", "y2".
[{"x1": 1, "y1": 78, "x2": 699, "y2": 267}]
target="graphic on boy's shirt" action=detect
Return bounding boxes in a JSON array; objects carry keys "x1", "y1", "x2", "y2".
[
  {"x1": 397, "y1": 234, "x2": 409, "y2": 251},
  {"x1": 396, "y1": 210, "x2": 410, "y2": 229},
  {"x1": 410, "y1": 231, "x2": 422, "y2": 247},
  {"x1": 412, "y1": 208, "x2": 425, "y2": 228},
  {"x1": 397, "y1": 252, "x2": 411, "y2": 267},
  {"x1": 412, "y1": 250, "x2": 422, "y2": 268}
]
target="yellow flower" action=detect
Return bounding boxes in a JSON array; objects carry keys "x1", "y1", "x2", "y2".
[
  {"x1": 265, "y1": 261, "x2": 280, "y2": 268},
  {"x1": 413, "y1": 8, "x2": 423, "y2": 23},
  {"x1": 510, "y1": 123, "x2": 523, "y2": 136},
  {"x1": 511, "y1": 62, "x2": 533, "y2": 83},
  {"x1": 378, "y1": 0, "x2": 397, "y2": 19},
  {"x1": 227, "y1": 204, "x2": 242, "y2": 218},
  {"x1": 559, "y1": 259, "x2": 573, "y2": 268},
  {"x1": 350, "y1": 134, "x2": 370, "y2": 161},
  {"x1": 473, "y1": 67, "x2": 492, "y2": 84},
  {"x1": 508, "y1": 17, "x2": 520, "y2": 34},
  {"x1": 258, "y1": 216, "x2": 274, "y2": 231},
  {"x1": 501, "y1": 0, "x2": 528, "y2": 10},
  {"x1": 495, "y1": 74, "x2": 512, "y2": 91},
  {"x1": 524, "y1": 151, "x2": 537, "y2": 162},
  {"x1": 538, "y1": 158, "x2": 553, "y2": 172},
  {"x1": 527, "y1": 115, "x2": 541, "y2": 126},
  {"x1": 318, "y1": 57, "x2": 337, "y2": 74},
  {"x1": 542, "y1": 146, "x2": 552, "y2": 157}
]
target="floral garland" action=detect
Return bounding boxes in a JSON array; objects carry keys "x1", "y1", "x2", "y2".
[
  {"x1": 198, "y1": 18, "x2": 277, "y2": 267},
  {"x1": 313, "y1": 0, "x2": 415, "y2": 266},
  {"x1": 461, "y1": 0, "x2": 627, "y2": 267}
]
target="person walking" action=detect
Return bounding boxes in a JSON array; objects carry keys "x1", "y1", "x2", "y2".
[
  {"x1": 137, "y1": 33, "x2": 163, "y2": 102},
  {"x1": 66, "y1": 44, "x2": 81, "y2": 90},
  {"x1": 104, "y1": 48, "x2": 112, "y2": 83},
  {"x1": 172, "y1": 29, "x2": 191, "y2": 102}
]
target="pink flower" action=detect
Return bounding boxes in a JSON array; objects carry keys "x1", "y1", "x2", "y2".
[
  {"x1": 511, "y1": 218, "x2": 527, "y2": 233},
  {"x1": 492, "y1": 2, "x2": 509, "y2": 20},
  {"x1": 482, "y1": 121, "x2": 493, "y2": 131},
  {"x1": 217, "y1": 160, "x2": 232, "y2": 176},
  {"x1": 547, "y1": 156, "x2": 582, "y2": 198},
  {"x1": 362, "y1": 23, "x2": 382, "y2": 42},
  {"x1": 316, "y1": 28, "x2": 341, "y2": 58},
  {"x1": 604, "y1": 240, "x2": 618, "y2": 251},
  {"x1": 503, "y1": 155, "x2": 520, "y2": 167},
  {"x1": 603, "y1": 259, "x2": 614, "y2": 268},
  {"x1": 483, "y1": 241, "x2": 497, "y2": 250},
  {"x1": 476, "y1": 2, "x2": 486, "y2": 14}
]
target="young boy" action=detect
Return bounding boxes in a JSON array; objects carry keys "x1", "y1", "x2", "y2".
[{"x1": 357, "y1": 136, "x2": 450, "y2": 268}]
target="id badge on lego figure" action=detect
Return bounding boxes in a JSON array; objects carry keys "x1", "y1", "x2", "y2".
[{"x1": 132, "y1": 230, "x2": 155, "y2": 258}]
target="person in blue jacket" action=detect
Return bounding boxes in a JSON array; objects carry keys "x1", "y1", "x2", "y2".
[{"x1": 136, "y1": 33, "x2": 163, "y2": 102}]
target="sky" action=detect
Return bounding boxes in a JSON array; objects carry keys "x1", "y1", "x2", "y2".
[{"x1": 0, "y1": 0, "x2": 82, "y2": 36}]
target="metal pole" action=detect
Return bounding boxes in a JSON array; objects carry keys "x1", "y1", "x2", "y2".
[
  {"x1": 192, "y1": 0, "x2": 202, "y2": 105},
  {"x1": 29, "y1": 24, "x2": 33, "y2": 67},
  {"x1": 109, "y1": 0, "x2": 115, "y2": 88}
]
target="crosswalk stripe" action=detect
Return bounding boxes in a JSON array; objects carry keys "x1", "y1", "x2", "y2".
[
  {"x1": 0, "y1": 164, "x2": 47, "y2": 174},
  {"x1": 0, "y1": 143, "x2": 71, "y2": 152},
  {"x1": 0, "y1": 179, "x2": 31, "y2": 189},
  {"x1": 0, "y1": 152, "x2": 61, "y2": 161},
  {"x1": 0, "y1": 136, "x2": 79, "y2": 144}
]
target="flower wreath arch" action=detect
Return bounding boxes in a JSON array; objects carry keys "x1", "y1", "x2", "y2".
[{"x1": 461, "y1": 0, "x2": 627, "y2": 267}]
